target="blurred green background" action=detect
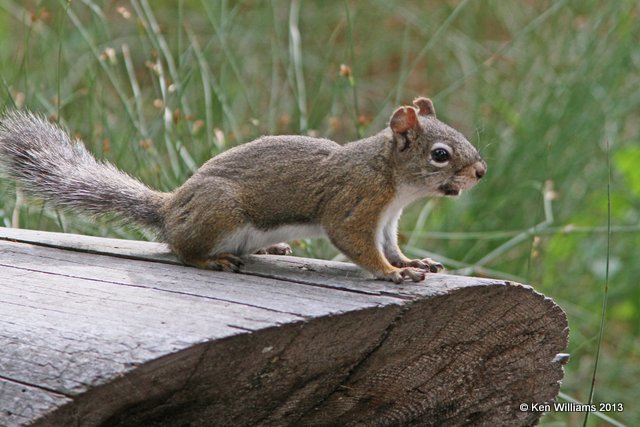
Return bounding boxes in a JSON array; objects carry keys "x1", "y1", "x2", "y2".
[{"x1": 0, "y1": 1, "x2": 638, "y2": 425}]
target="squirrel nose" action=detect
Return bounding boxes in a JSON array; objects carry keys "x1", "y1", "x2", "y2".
[{"x1": 474, "y1": 161, "x2": 487, "y2": 179}]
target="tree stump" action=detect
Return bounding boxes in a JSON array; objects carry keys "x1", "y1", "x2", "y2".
[{"x1": 0, "y1": 227, "x2": 569, "y2": 426}]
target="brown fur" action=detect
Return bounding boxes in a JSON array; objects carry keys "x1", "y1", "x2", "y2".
[{"x1": 0, "y1": 97, "x2": 486, "y2": 283}]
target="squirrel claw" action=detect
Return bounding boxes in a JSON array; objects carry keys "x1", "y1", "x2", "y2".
[
  {"x1": 394, "y1": 257, "x2": 444, "y2": 273},
  {"x1": 383, "y1": 267, "x2": 426, "y2": 284}
]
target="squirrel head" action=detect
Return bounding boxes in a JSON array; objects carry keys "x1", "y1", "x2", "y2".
[{"x1": 388, "y1": 97, "x2": 486, "y2": 197}]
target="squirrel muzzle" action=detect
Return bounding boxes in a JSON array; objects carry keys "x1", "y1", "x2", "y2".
[{"x1": 438, "y1": 160, "x2": 487, "y2": 196}]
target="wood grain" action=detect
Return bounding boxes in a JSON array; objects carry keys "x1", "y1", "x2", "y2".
[{"x1": 0, "y1": 227, "x2": 569, "y2": 426}]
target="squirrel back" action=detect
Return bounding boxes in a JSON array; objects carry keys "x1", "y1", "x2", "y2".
[{"x1": 0, "y1": 111, "x2": 166, "y2": 231}]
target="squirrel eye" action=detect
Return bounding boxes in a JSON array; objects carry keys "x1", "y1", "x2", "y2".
[{"x1": 431, "y1": 147, "x2": 451, "y2": 163}]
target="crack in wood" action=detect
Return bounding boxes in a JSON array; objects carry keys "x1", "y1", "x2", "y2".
[
  {"x1": 0, "y1": 260, "x2": 309, "y2": 320},
  {"x1": 293, "y1": 303, "x2": 412, "y2": 424},
  {"x1": 0, "y1": 374, "x2": 72, "y2": 399}
]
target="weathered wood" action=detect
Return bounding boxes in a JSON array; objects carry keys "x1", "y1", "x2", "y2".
[{"x1": 0, "y1": 227, "x2": 569, "y2": 426}]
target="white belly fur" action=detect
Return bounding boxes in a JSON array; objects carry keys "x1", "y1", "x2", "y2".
[{"x1": 216, "y1": 224, "x2": 326, "y2": 255}]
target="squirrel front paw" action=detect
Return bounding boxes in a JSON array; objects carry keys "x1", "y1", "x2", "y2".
[
  {"x1": 392, "y1": 257, "x2": 444, "y2": 273},
  {"x1": 381, "y1": 267, "x2": 426, "y2": 284}
]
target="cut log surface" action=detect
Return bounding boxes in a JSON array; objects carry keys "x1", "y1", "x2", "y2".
[{"x1": 0, "y1": 227, "x2": 569, "y2": 427}]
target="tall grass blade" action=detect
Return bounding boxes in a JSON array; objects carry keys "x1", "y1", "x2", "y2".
[
  {"x1": 583, "y1": 140, "x2": 613, "y2": 426},
  {"x1": 343, "y1": 0, "x2": 361, "y2": 138},
  {"x1": 288, "y1": 0, "x2": 307, "y2": 132}
]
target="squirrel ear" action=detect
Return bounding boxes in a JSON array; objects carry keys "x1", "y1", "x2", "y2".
[
  {"x1": 389, "y1": 106, "x2": 419, "y2": 151},
  {"x1": 413, "y1": 97, "x2": 436, "y2": 118},
  {"x1": 389, "y1": 106, "x2": 418, "y2": 134}
]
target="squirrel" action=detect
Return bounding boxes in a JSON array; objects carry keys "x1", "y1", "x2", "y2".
[{"x1": 0, "y1": 97, "x2": 486, "y2": 283}]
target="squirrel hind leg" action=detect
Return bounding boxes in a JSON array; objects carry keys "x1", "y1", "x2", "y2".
[
  {"x1": 170, "y1": 233, "x2": 246, "y2": 272},
  {"x1": 167, "y1": 223, "x2": 246, "y2": 272}
]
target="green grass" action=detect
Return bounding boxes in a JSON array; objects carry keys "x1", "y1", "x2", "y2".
[{"x1": 1, "y1": 1, "x2": 639, "y2": 425}]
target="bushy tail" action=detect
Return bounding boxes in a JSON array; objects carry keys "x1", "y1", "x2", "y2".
[{"x1": 0, "y1": 111, "x2": 166, "y2": 231}]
